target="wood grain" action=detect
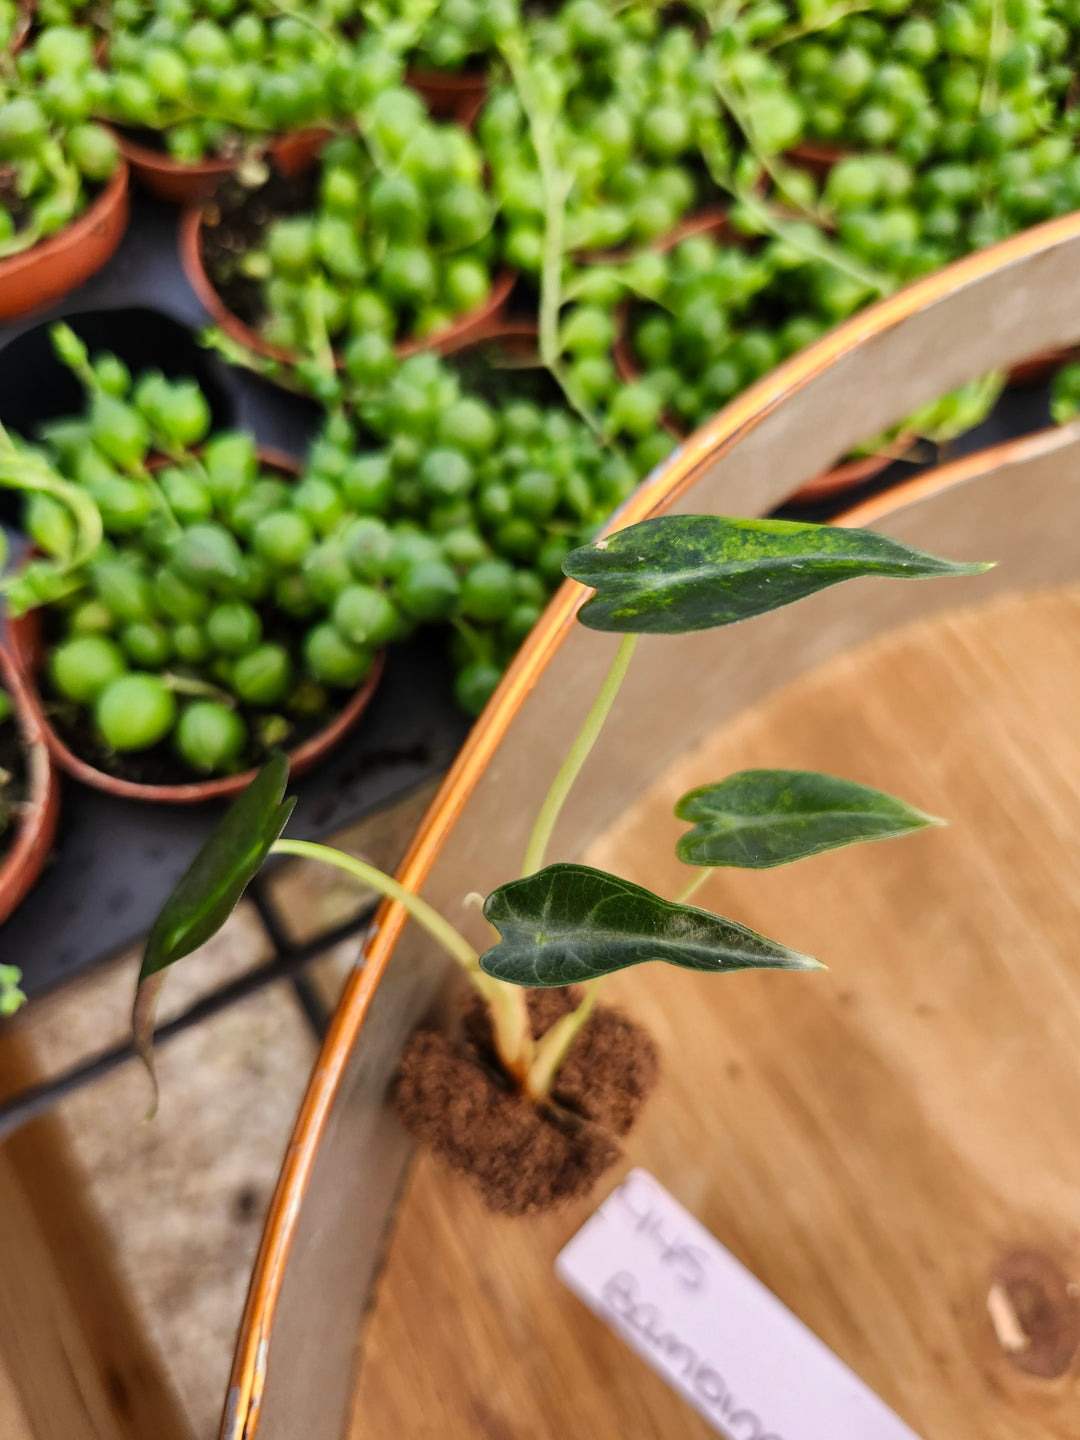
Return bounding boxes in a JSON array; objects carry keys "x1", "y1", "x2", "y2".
[
  {"x1": 347, "y1": 585, "x2": 1080, "y2": 1440},
  {"x1": 0, "y1": 1028, "x2": 193, "y2": 1440}
]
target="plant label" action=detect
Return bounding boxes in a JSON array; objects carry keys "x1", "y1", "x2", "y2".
[{"x1": 556, "y1": 1167, "x2": 923, "y2": 1440}]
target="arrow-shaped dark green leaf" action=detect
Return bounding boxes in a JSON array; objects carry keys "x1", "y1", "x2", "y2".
[
  {"x1": 480, "y1": 862, "x2": 821, "y2": 987},
  {"x1": 675, "y1": 769, "x2": 941, "y2": 869},
  {"x1": 133, "y1": 755, "x2": 296, "y2": 1110},
  {"x1": 563, "y1": 515, "x2": 991, "y2": 634}
]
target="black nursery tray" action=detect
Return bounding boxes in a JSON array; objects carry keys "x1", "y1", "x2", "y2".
[{"x1": 0, "y1": 195, "x2": 470, "y2": 996}]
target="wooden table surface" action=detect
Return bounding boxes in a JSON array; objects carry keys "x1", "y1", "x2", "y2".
[{"x1": 347, "y1": 585, "x2": 1080, "y2": 1440}]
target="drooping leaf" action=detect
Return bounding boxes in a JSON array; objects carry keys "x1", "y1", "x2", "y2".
[
  {"x1": 563, "y1": 515, "x2": 991, "y2": 634},
  {"x1": 133, "y1": 755, "x2": 295, "y2": 1108},
  {"x1": 675, "y1": 769, "x2": 941, "y2": 869},
  {"x1": 480, "y1": 862, "x2": 821, "y2": 987}
]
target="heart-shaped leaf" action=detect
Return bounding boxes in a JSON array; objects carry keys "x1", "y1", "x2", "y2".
[
  {"x1": 675, "y1": 769, "x2": 941, "y2": 869},
  {"x1": 133, "y1": 755, "x2": 295, "y2": 1109},
  {"x1": 480, "y1": 862, "x2": 821, "y2": 987},
  {"x1": 563, "y1": 515, "x2": 991, "y2": 634}
]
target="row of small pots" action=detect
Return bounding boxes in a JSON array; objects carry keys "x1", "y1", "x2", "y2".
[
  {"x1": 784, "y1": 140, "x2": 1077, "y2": 387},
  {"x1": 116, "y1": 69, "x2": 486, "y2": 207},
  {"x1": 610, "y1": 200, "x2": 1080, "y2": 495},
  {"x1": 0, "y1": 63, "x2": 484, "y2": 322},
  {"x1": 598, "y1": 206, "x2": 910, "y2": 502},
  {"x1": 0, "y1": 315, "x2": 544, "y2": 921}
]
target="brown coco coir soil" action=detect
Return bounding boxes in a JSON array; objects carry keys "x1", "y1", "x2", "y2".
[{"x1": 395, "y1": 988, "x2": 660, "y2": 1216}]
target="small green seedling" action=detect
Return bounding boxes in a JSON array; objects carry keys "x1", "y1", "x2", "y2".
[{"x1": 134, "y1": 512, "x2": 989, "y2": 1107}]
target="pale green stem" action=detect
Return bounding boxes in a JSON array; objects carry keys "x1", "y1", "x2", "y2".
[
  {"x1": 698, "y1": 113, "x2": 890, "y2": 292},
  {"x1": 763, "y1": 0, "x2": 875, "y2": 50},
  {"x1": 131, "y1": 460, "x2": 183, "y2": 532},
  {"x1": 499, "y1": 31, "x2": 607, "y2": 439},
  {"x1": 526, "y1": 977, "x2": 602, "y2": 1101},
  {"x1": 981, "y1": 0, "x2": 1006, "y2": 115},
  {"x1": 162, "y1": 672, "x2": 235, "y2": 704},
  {"x1": 674, "y1": 867, "x2": 710, "y2": 905},
  {"x1": 270, "y1": 839, "x2": 536, "y2": 1084},
  {"x1": 0, "y1": 464, "x2": 103, "y2": 572},
  {"x1": 732, "y1": 184, "x2": 893, "y2": 296},
  {"x1": 271, "y1": 838, "x2": 481, "y2": 972},
  {"x1": 712, "y1": 71, "x2": 828, "y2": 226},
  {"x1": 522, "y1": 633, "x2": 638, "y2": 877},
  {"x1": 302, "y1": 279, "x2": 338, "y2": 376}
]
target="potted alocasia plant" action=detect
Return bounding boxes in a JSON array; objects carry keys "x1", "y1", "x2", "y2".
[{"x1": 134, "y1": 511, "x2": 987, "y2": 1213}]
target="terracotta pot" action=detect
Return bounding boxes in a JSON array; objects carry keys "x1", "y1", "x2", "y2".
[
  {"x1": 433, "y1": 315, "x2": 539, "y2": 359},
  {"x1": 5, "y1": 446, "x2": 385, "y2": 805},
  {"x1": 179, "y1": 204, "x2": 518, "y2": 364},
  {"x1": 785, "y1": 140, "x2": 846, "y2": 178},
  {"x1": 0, "y1": 640, "x2": 59, "y2": 927},
  {"x1": 0, "y1": 161, "x2": 129, "y2": 322},
  {"x1": 115, "y1": 127, "x2": 330, "y2": 206},
  {"x1": 406, "y1": 66, "x2": 488, "y2": 129},
  {"x1": 1005, "y1": 346, "x2": 1079, "y2": 387},
  {"x1": 578, "y1": 204, "x2": 737, "y2": 267},
  {"x1": 785, "y1": 437, "x2": 918, "y2": 502}
]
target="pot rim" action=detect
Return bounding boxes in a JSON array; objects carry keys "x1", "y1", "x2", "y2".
[
  {"x1": 0, "y1": 159, "x2": 129, "y2": 286},
  {"x1": 178, "y1": 205, "x2": 517, "y2": 367},
  {"x1": 114, "y1": 126, "x2": 330, "y2": 184},
  {"x1": 10, "y1": 0, "x2": 33, "y2": 54},
  {"x1": 405, "y1": 64, "x2": 488, "y2": 93},
  {"x1": 577, "y1": 203, "x2": 735, "y2": 267},
  {"x1": 116, "y1": 130, "x2": 239, "y2": 183},
  {"x1": 220, "y1": 207, "x2": 1080, "y2": 1440},
  {"x1": 6, "y1": 445, "x2": 385, "y2": 805},
  {"x1": 405, "y1": 65, "x2": 488, "y2": 127},
  {"x1": 0, "y1": 639, "x2": 60, "y2": 927}
]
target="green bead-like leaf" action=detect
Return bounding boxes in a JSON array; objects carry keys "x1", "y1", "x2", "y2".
[
  {"x1": 675, "y1": 769, "x2": 941, "y2": 869},
  {"x1": 133, "y1": 755, "x2": 295, "y2": 1109},
  {"x1": 480, "y1": 862, "x2": 821, "y2": 987},
  {"x1": 563, "y1": 515, "x2": 991, "y2": 634}
]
